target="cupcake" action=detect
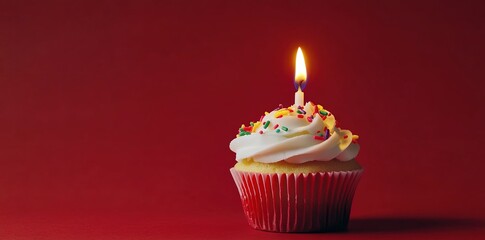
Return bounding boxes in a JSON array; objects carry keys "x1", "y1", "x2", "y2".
[{"x1": 229, "y1": 102, "x2": 362, "y2": 232}]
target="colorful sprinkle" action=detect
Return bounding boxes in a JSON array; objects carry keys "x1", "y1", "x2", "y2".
[
  {"x1": 307, "y1": 116, "x2": 313, "y2": 122},
  {"x1": 273, "y1": 124, "x2": 279, "y2": 130},
  {"x1": 259, "y1": 130, "x2": 263, "y2": 134},
  {"x1": 252, "y1": 122, "x2": 261, "y2": 132},
  {"x1": 250, "y1": 122, "x2": 254, "y2": 126},
  {"x1": 276, "y1": 129, "x2": 281, "y2": 133},
  {"x1": 275, "y1": 109, "x2": 289, "y2": 118},
  {"x1": 297, "y1": 114, "x2": 304, "y2": 118},
  {"x1": 314, "y1": 136, "x2": 325, "y2": 141},
  {"x1": 243, "y1": 126, "x2": 252, "y2": 132},
  {"x1": 319, "y1": 110, "x2": 328, "y2": 116},
  {"x1": 239, "y1": 131, "x2": 250, "y2": 137},
  {"x1": 263, "y1": 121, "x2": 270, "y2": 129},
  {"x1": 282, "y1": 126, "x2": 288, "y2": 131},
  {"x1": 343, "y1": 135, "x2": 348, "y2": 139}
]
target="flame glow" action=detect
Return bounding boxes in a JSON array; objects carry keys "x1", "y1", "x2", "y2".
[{"x1": 294, "y1": 47, "x2": 307, "y2": 90}]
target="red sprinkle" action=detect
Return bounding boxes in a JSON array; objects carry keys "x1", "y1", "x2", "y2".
[
  {"x1": 259, "y1": 130, "x2": 263, "y2": 134},
  {"x1": 243, "y1": 126, "x2": 252, "y2": 132},
  {"x1": 288, "y1": 109, "x2": 294, "y2": 112},
  {"x1": 313, "y1": 105, "x2": 318, "y2": 114},
  {"x1": 276, "y1": 115, "x2": 283, "y2": 118},
  {"x1": 307, "y1": 117, "x2": 313, "y2": 122},
  {"x1": 343, "y1": 135, "x2": 348, "y2": 139},
  {"x1": 297, "y1": 114, "x2": 304, "y2": 118},
  {"x1": 273, "y1": 124, "x2": 279, "y2": 129},
  {"x1": 314, "y1": 136, "x2": 325, "y2": 141},
  {"x1": 322, "y1": 116, "x2": 327, "y2": 121},
  {"x1": 259, "y1": 115, "x2": 264, "y2": 122}
]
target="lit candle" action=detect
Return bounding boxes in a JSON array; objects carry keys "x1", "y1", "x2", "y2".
[{"x1": 294, "y1": 47, "x2": 307, "y2": 107}]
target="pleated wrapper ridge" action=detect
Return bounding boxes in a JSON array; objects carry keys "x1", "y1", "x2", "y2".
[{"x1": 230, "y1": 168, "x2": 363, "y2": 232}]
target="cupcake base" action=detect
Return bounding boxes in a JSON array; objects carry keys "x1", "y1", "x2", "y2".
[{"x1": 230, "y1": 168, "x2": 363, "y2": 232}]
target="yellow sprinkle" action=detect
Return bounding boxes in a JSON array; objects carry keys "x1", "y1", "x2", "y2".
[
  {"x1": 318, "y1": 105, "x2": 323, "y2": 110},
  {"x1": 241, "y1": 124, "x2": 245, "y2": 128},
  {"x1": 236, "y1": 134, "x2": 239, "y2": 138},
  {"x1": 265, "y1": 111, "x2": 269, "y2": 116},
  {"x1": 252, "y1": 122, "x2": 261, "y2": 132},
  {"x1": 274, "y1": 110, "x2": 289, "y2": 117},
  {"x1": 352, "y1": 135, "x2": 359, "y2": 140}
]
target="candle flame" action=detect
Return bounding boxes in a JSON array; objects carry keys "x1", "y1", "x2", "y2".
[{"x1": 295, "y1": 47, "x2": 307, "y2": 90}]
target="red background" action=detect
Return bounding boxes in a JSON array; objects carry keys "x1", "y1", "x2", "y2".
[{"x1": 1, "y1": 0, "x2": 484, "y2": 239}]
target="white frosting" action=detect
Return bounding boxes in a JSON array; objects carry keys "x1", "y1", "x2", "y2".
[{"x1": 229, "y1": 102, "x2": 360, "y2": 164}]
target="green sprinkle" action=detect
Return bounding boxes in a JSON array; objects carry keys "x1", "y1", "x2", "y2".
[
  {"x1": 297, "y1": 110, "x2": 303, "y2": 114},
  {"x1": 319, "y1": 110, "x2": 328, "y2": 116},
  {"x1": 263, "y1": 121, "x2": 270, "y2": 129},
  {"x1": 240, "y1": 131, "x2": 250, "y2": 136},
  {"x1": 276, "y1": 129, "x2": 281, "y2": 133},
  {"x1": 319, "y1": 133, "x2": 324, "y2": 137},
  {"x1": 250, "y1": 122, "x2": 254, "y2": 126},
  {"x1": 282, "y1": 126, "x2": 288, "y2": 131},
  {"x1": 239, "y1": 128, "x2": 244, "y2": 132}
]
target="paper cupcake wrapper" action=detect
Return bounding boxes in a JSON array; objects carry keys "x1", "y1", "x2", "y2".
[{"x1": 230, "y1": 168, "x2": 363, "y2": 232}]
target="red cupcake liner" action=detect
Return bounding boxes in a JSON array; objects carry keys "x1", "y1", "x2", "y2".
[{"x1": 230, "y1": 168, "x2": 363, "y2": 232}]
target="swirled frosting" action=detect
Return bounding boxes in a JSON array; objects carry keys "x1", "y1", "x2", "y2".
[{"x1": 229, "y1": 102, "x2": 360, "y2": 164}]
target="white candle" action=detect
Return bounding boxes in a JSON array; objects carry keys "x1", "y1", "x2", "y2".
[
  {"x1": 294, "y1": 47, "x2": 307, "y2": 107},
  {"x1": 295, "y1": 87, "x2": 304, "y2": 107}
]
